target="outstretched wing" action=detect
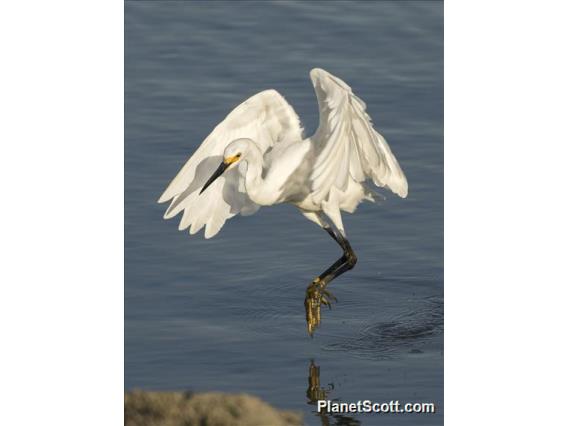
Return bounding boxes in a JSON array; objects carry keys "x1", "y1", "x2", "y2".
[
  {"x1": 158, "y1": 89, "x2": 303, "y2": 238},
  {"x1": 309, "y1": 68, "x2": 408, "y2": 205}
]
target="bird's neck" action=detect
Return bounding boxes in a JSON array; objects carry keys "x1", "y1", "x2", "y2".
[{"x1": 244, "y1": 145, "x2": 279, "y2": 206}]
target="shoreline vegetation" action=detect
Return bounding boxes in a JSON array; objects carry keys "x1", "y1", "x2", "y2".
[{"x1": 125, "y1": 390, "x2": 303, "y2": 426}]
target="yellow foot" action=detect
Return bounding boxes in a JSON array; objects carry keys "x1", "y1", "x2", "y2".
[{"x1": 304, "y1": 278, "x2": 337, "y2": 336}]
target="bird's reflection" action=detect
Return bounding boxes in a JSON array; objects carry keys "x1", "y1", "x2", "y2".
[{"x1": 306, "y1": 360, "x2": 361, "y2": 426}]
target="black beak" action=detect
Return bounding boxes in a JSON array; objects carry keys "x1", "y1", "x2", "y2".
[{"x1": 200, "y1": 161, "x2": 229, "y2": 194}]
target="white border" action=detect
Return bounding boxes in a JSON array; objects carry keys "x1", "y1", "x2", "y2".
[
  {"x1": 0, "y1": 2, "x2": 124, "y2": 425},
  {"x1": 446, "y1": 0, "x2": 568, "y2": 424}
]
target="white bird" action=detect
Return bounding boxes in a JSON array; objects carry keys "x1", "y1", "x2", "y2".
[{"x1": 158, "y1": 68, "x2": 408, "y2": 334}]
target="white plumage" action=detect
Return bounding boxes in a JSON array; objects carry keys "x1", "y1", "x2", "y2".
[{"x1": 159, "y1": 68, "x2": 408, "y2": 239}]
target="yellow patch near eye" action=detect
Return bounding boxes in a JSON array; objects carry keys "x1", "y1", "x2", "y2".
[{"x1": 223, "y1": 155, "x2": 240, "y2": 165}]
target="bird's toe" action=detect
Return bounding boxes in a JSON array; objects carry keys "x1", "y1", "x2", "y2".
[{"x1": 304, "y1": 279, "x2": 337, "y2": 335}]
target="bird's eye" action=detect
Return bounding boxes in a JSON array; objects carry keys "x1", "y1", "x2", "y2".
[{"x1": 236, "y1": 153, "x2": 241, "y2": 158}]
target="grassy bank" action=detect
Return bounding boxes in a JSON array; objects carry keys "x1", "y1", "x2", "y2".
[{"x1": 125, "y1": 390, "x2": 303, "y2": 426}]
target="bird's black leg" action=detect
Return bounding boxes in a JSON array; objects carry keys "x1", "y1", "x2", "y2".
[
  {"x1": 319, "y1": 226, "x2": 358, "y2": 289},
  {"x1": 305, "y1": 227, "x2": 358, "y2": 335},
  {"x1": 323, "y1": 226, "x2": 344, "y2": 247}
]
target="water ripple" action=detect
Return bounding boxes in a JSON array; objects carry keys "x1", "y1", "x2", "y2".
[{"x1": 324, "y1": 296, "x2": 443, "y2": 359}]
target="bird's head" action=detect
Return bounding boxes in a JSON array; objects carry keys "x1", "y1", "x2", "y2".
[{"x1": 199, "y1": 138, "x2": 251, "y2": 195}]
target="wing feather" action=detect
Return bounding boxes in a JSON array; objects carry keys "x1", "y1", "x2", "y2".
[
  {"x1": 309, "y1": 68, "x2": 408, "y2": 206},
  {"x1": 159, "y1": 89, "x2": 303, "y2": 238}
]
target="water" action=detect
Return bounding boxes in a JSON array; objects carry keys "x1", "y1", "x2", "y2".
[{"x1": 125, "y1": 1, "x2": 443, "y2": 424}]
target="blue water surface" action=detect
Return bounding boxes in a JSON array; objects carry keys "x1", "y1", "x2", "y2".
[{"x1": 126, "y1": 2, "x2": 443, "y2": 425}]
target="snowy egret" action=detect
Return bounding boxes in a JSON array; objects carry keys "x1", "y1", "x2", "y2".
[{"x1": 159, "y1": 68, "x2": 408, "y2": 334}]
